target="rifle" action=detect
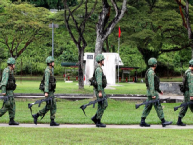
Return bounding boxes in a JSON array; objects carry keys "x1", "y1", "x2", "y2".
[
  {"x1": 28, "y1": 96, "x2": 54, "y2": 116},
  {"x1": 174, "y1": 101, "x2": 193, "y2": 111},
  {"x1": 0, "y1": 96, "x2": 11, "y2": 102},
  {"x1": 80, "y1": 95, "x2": 112, "y2": 116},
  {"x1": 135, "y1": 98, "x2": 170, "y2": 109}
]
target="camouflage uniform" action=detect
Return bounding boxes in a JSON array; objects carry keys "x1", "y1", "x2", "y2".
[
  {"x1": 141, "y1": 67, "x2": 164, "y2": 120},
  {"x1": 177, "y1": 59, "x2": 193, "y2": 126},
  {"x1": 32, "y1": 56, "x2": 59, "y2": 126},
  {"x1": 0, "y1": 57, "x2": 19, "y2": 125},
  {"x1": 91, "y1": 54, "x2": 107, "y2": 128},
  {"x1": 38, "y1": 66, "x2": 56, "y2": 120},
  {"x1": 140, "y1": 58, "x2": 172, "y2": 127},
  {"x1": 95, "y1": 64, "x2": 108, "y2": 120}
]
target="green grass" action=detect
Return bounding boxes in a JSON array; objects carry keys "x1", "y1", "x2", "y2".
[
  {"x1": 160, "y1": 77, "x2": 183, "y2": 82},
  {"x1": 0, "y1": 127, "x2": 192, "y2": 144},
  {"x1": 0, "y1": 99, "x2": 192, "y2": 125},
  {"x1": 14, "y1": 81, "x2": 147, "y2": 94}
]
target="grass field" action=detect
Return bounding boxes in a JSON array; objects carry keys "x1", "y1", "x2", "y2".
[
  {"x1": 0, "y1": 127, "x2": 192, "y2": 144},
  {"x1": 14, "y1": 81, "x2": 147, "y2": 94},
  {"x1": 0, "y1": 99, "x2": 192, "y2": 125}
]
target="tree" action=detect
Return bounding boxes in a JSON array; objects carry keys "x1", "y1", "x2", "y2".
[
  {"x1": 116, "y1": 0, "x2": 192, "y2": 67},
  {"x1": 0, "y1": 3, "x2": 50, "y2": 59},
  {"x1": 175, "y1": 0, "x2": 193, "y2": 58},
  {"x1": 94, "y1": 0, "x2": 127, "y2": 63},
  {"x1": 63, "y1": 0, "x2": 97, "y2": 89}
]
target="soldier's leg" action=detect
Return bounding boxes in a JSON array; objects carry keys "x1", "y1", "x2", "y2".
[
  {"x1": 8, "y1": 97, "x2": 15, "y2": 119},
  {"x1": 188, "y1": 101, "x2": 193, "y2": 113},
  {"x1": 154, "y1": 95, "x2": 172, "y2": 127},
  {"x1": 178, "y1": 92, "x2": 189, "y2": 119},
  {"x1": 0, "y1": 102, "x2": 8, "y2": 117},
  {"x1": 141, "y1": 100, "x2": 153, "y2": 118},
  {"x1": 50, "y1": 97, "x2": 59, "y2": 126},
  {"x1": 140, "y1": 100, "x2": 152, "y2": 127},
  {"x1": 154, "y1": 102, "x2": 164, "y2": 120},
  {"x1": 177, "y1": 95, "x2": 188, "y2": 126},
  {"x1": 8, "y1": 97, "x2": 19, "y2": 125},
  {"x1": 50, "y1": 98, "x2": 56, "y2": 120},
  {"x1": 96, "y1": 91, "x2": 108, "y2": 120},
  {"x1": 38, "y1": 103, "x2": 50, "y2": 117}
]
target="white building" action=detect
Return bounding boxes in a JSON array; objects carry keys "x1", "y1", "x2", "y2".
[{"x1": 84, "y1": 53, "x2": 124, "y2": 85}]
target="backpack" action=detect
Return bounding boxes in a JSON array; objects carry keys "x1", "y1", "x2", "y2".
[{"x1": 89, "y1": 68, "x2": 97, "y2": 88}]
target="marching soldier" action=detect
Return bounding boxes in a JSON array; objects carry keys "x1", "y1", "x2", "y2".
[
  {"x1": 91, "y1": 54, "x2": 108, "y2": 128},
  {"x1": 32, "y1": 56, "x2": 59, "y2": 126},
  {"x1": 0, "y1": 57, "x2": 19, "y2": 125},
  {"x1": 140, "y1": 57, "x2": 172, "y2": 127},
  {"x1": 177, "y1": 59, "x2": 193, "y2": 126}
]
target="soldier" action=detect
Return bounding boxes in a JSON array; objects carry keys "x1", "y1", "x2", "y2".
[
  {"x1": 32, "y1": 56, "x2": 59, "y2": 126},
  {"x1": 91, "y1": 54, "x2": 108, "y2": 128},
  {"x1": 140, "y1": 58, "x2": 172, "y2": 127},
  {"x1": 177, "y1": 59, "x2": 193, "y2": 126},
  {"x1": 0, "y1": 57, "x2": 19, "y2": 125}
]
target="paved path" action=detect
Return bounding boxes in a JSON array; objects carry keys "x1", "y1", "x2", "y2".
[{"x1": 0, "y1": 124, "x2": 192, "y2": 129}]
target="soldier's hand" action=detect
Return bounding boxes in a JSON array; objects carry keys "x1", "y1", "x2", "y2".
[
  {"x1": 45, "y1": 93, "x2": 48, "y2": 97},
  {"x1": 160, "y1": 91, "x2": 163, "y2": 95},
  {"x1": 190, "y1": 97, "x2": 193, "y2": 100},
  {"x1": 2, "y1": 93, "x2": 6, "y2": 96},
  {"x1": 99, "y1": 92, "x2": 102, "y2": 98},
  {"x1": 152, "y1": 96, "x2": 156, "y2": 99}
]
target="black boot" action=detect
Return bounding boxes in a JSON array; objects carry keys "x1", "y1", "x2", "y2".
[
  {"x1": 91, "y1": 114, "x2": 97, "y2": 124},
  {"x1": 9, "y1": 118, "x2": 19, "y2": 125},
  {"x1": 177, "y1": 117, "x2": 186, "y2": 126},
  {"x1": 96, "y1": 119, "x2": 106, "y2": 128},
  {"x1": 32, "y1": 113, "x2": 39, "y2": 125},
  {"x1": 161, "y1": 118, "x2": 172, "y2": 127},
  {"x1": 50, "y1": 119, "x2": 60, "y2": 126},
  {"x1": 140, "y1": 117, "x2": 150, "y2": 127}
]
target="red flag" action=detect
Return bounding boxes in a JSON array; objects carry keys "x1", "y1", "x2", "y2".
[{"x1": 118, "y1": 26, "x2": 121, "y2": 38}]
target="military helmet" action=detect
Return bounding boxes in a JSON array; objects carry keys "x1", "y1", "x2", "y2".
[
  {"x1": 46, "y1": 56, "x2": 54, "y2": 63},
  {"x1": 148, "y1": 57, "x2": 157, "y2": 66},
  {"x1": 7, "y1": 57, "x2": 16, "y2": 65},
  {"x1": 95, "y1": 54, "x2": 105, "y2": 62},
  {"x1": 189, "y1": 59, "x2": 193, "y2": 66}
]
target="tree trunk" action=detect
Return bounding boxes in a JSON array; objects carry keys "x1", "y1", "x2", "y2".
[
  {"x1": 106, "y1": 36, "x2": 110, "y2": 52},
  {"x1": 78, "y1": 47, "x2": 84, "y2": 89},
  {"x1": 94, "y1": 36, "x2": 104, "y2": 66}
]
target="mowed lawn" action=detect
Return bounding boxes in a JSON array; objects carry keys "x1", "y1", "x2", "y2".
[
  {"x1": 0, "y1": 127, "x2": 192, "y2": 144},
  {"x1": 14, "y1": 81, "x2": 147, "y2": 94},
  {"x1": 0, "y1": 99, "x2": 192, "y2": 125}
]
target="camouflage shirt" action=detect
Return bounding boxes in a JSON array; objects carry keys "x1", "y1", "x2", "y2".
[
  {"x1": 185, "y1": 69, "x2": 193, "y2": 96},
  {"x1": 44, "y1": 66, "x2": 51, "y2": 93},
  {"x1": 146, "y1": 68, "x2": 156, "y2": 96},
  {"x1": 1, "y1": 66, "x2": 12, "y2": 94},
  {"x1": 95, "y1": 64, "x2": 103, "y2": 91}
]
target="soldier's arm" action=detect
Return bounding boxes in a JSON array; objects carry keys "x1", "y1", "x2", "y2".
[
  {"x1": 187, "y1": 73, "x2": 193, "y2": 97},
  {"x1": 148, "y1": 70, "x2": 155, "y2": 96},
  {"x1": 1, "y1": 69, "x2": 9, "y2": 94},
  {"x1": 95, "y1": 68, "x2": 102, "y2": 91},
  {"x1": 44, "y1": 70, "x2": 50, "y2": 93}
]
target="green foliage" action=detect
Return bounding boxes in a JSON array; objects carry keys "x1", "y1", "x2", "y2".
[{"x1": 0, "y1": 0, "x2": 192, "y2": 76}]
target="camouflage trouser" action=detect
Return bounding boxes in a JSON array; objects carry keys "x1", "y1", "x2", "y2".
[
  {"x1": 38, "y1": 91, "x2": 56, "y2": 120},
  {"x1": 141, "y1": 92, "x2": 164, "y2": 120},
  {"x1": 95, "y1": 89, "x2": 108, "y2": 120},
  {"x1": 179, "y1": 91, "x2": 193, "y2": 118},
  {"x1": 0, "y1": 96, "x2": 15, "y2": 119}
]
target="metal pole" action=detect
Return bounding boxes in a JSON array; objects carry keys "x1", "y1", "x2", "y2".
[
  {"x1": 52, "y1": 23, "x2": 54, "y2": 75},
  {"x1": 118, "y1": 37, "x2": 120, "y2": 83}
]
